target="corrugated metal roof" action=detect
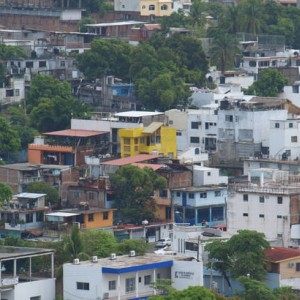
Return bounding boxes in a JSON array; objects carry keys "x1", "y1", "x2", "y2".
[
  {"x1": 101, "y1": 154, "x2": 160, "y2": 166},
  {"x1": 44, "y1": 129, "x2": 108, "y2": 137},
  {"x1": 132, "y1": 163, "x2": 164, "y2": 171},
  {"x1": 265, "y1": 247, "x2": 300, "y2": 262},
  {"x1": 143, "y1": 122, "x2": 163, "y2": 134},
  {"x1": 16, "y1": 193, "x2": 46, "y2": 199}
]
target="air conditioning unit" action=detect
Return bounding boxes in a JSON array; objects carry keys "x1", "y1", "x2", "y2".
[
  {"x1": 103, "y1": 292, "x2": 109, "y2": 299},
  {"x1": 111, "y1": 253, "x2": 116, "y2": 260},
  {"x1": 92, "y1": 256, "x2": 98, "y2": 263},
  {"x1": 73, "y1": 258, "x2": 80, "y2": 265},
  {"x1": 129, "y1": 250, "x2": 136, "y2": 257},
  {"x1": 288, "y1": 262, "x2": 295, "y2": 268}
]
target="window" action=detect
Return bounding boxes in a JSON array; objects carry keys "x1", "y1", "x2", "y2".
[
  {"x1": 225, "y1": 115, "x2": 233, "y2": 122},
  {"x1": 275, "y1": 123, "x2": 280, "y2": 128},
  {"x1": 26, "y1": 61, "x2": 33, "y2": 68},
  {"x1": 259, "y1": 196, "x2": 264, "y2": 203},
  {"x1": 215, "y1": 191, "x2": 221, "y2": 197},
  {"x1": 200, "y1": 192, "x2": 207, "y2": 198},
  {"x1": 126, "y1": 278, "x2": 135, "y2": 293},
  {"x1": 176, "y1": 132, "x2": 182, "y2": 136},
  {"x1": 144, "y1": 275, "x2": 151, "y2": 285},
  {"x1": 161, "y1": 4, "x2": 168, "y2": 10},
  {"x1": 291, "y1": 136, "x2": 298, "y2": 143},
  {"x1": 296, "y1": 263, "x2": 300, "y2": 272},
  {"x1": 103, "y1": 212, "x2": 109, "y2": 220},
  {"x1": 26, "y1": 213, "x2": 33, "y2": 223},
  {"x1": 30, "y1": 297, "x2": 41, "y2": 300},
  {"x1": 243, "y1": 213, "x2": 248, "y2": 217},
  {"x1": 259, "y1": 214, "x2": 265, "y2": 218},
  {"x1": 278, "y1": 197, "x2": 283, "y2": 204},
  {"x1": 189, "y1": 193, "x2": 194, "y2": 199},
  {"x1": 60, "y1": 61, "x2": 65, "y2": 67},
  {"x1": 149, "y1": 4, "x2": 155, "y2": 10},
  {"x1": 195, "y1": 148, "x2": 200, "y2": 155},
  {"x1": 134, "y1": 138, "x2": 138, "y2": 144},
  {"x1": 207, "y1": 172, "x2": 211, "y2": 176},
  {"x1": 6, "y1": 90, "x2": 13, "y2": 97},
  {"x1": 176, "y1": 192, "x2": 180, "y2": 197},
  {"x1": 190, "y1": 136, "x2": 200, "y2": 143},
  {"x1": 88, "y1": 192, "x2": 94, "y2": 200},
  {"x1": 191, "y1": 122, "x2": 199, "y2": 129},
  {"x1": 277, "y1": 215, "x2": 282, "y2": 219},
  {"x1": 249, "y1": 61, "x2": 256, "y2": 67},
  {"x1": 39, "y1": 61, "x2": 46, "y2": 68},
  {"x1": 243, "y1": 194, "x2": 248, "y2": 201},
  {"x1": 88, "y1": 214, "x2": 94, "y2": 222},
  {"x1": 74, "y1": 191, "x2": 80, "y2": 199},
  {"x1": 109, "y1": 280, "x2": 116, "y2": 290},
  {"x1": 36, "y1": 212, "x2": 43, "y2": 222},
  {"x1": 15, "y1": 89, "x2": 20, "y2": 96},
  {"x1": 124, "y1": 138, "x2": 130, "y2": 145},
  {"x1": 159, "y1": 189, "x2": 168, "y2": 198},
  {"x1": 289, "y1": 123, "x2": 294, "y2": 128},
  {"x1": 77, "y1": 282, "x2": 89, "y2": 290}
]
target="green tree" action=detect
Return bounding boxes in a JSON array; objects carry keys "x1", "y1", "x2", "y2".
[
  {"x1": 0, "y1": 183, "x2": 13, "y2": 204},
  {"x1": 110, "y1": 165, "x2": 167, "y2": 223},
  {"x1": 273, "y1": 286, "x2": 297, "y2": 300},
  {"x1": 205, "y1": 230, "x2": 270, "y2": 287},
  {"x1": 82, "y1": 230, "x2": 116, "y2": 257},
  {"x1": 188, "y1": 0, "x2": 205, "y2": 34},
  {"x1": 0, "y1": 44, "x2": 26, "y2": 59},
  {"x1": 243, "y1": 68, "x2": 288, "y2": 97},
  {"x1": 0, "y1": 116, "x2": 21, "y2": 159},
  {"x1": 116, "y1": 239, "x2": 148, "y2": 256},
  {"x1": 26, "y1": 182, "x2": 59, "y2": 207},
  {"x1": 78, "y1": 17, "x2": 96, "y2": 32}
]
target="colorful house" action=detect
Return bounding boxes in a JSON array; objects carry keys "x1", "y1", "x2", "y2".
[
  {"x1": 119, "y1": 122, "x2": 176, "y2": 158},
  {"x1": 140, "y1": 0, "x2": 173, "y2": 17}
]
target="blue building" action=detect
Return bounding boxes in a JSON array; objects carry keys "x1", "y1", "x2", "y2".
[{"x1": 172, "y1": 185, "x2": 228, "y2": 227}]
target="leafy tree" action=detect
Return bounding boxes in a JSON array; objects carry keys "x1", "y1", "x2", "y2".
[
  {"x1": 0, "y1": 183, "x2": 13, "y2": 204},
  {"x1": 243, "y1": 68, "x2": 288, "y2": 97},
  {"x1": 78, "y1": 17, "x2": 96, "y2": 32},
  {"x1": 0, "y1": 116, "x2": 21, "y2": 159},
  {"x1": 110, "y1": 165, "x2": 167, "y2": 223},
  {"x1": 188, "y1": 0, "x2": 205, "y2": 34},
  {"x1": 116, "y1": 239, "x2": 148, "y2": 256},
  {"x1": 27, "y1": 75, "x2": 88, "y2": 132},
  {"x1": 205, "y1": 230, "x2": 270, "y2": 287},
  {"x1": 273, "y1": 286, "x2": 297, "y2": 300},
  {"x1": 0, "y1": 44, "x2": 26, "y2": 59},
  {"x1": 26, "y1": 182, "x2": 59, "y2": 207},
  {"x1": 82, "y1": 230, "x2": 116, "y2": 257},
  {"x1": 159, "y1": 10, "x2": 188, "y2": 33}
]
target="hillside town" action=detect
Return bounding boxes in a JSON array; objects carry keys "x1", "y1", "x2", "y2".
[{"x1": 1, "y1": 0, "x2": 300, "y2": 299}]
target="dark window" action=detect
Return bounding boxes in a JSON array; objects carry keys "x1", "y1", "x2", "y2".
[
  {"x1": 289, "y1": 123, "x2": 294, "y2": 128},
  {"x1": 277, "y1": 215, "x2": 282, "y2": 219},
  {"x1": 296, "y1": 263, "x2": 300, "y2": 272},
  {"x1": 291, "y1": 136, "x2": 298, "y2": 143},
  {"x1": 195, "y1": 148, "x2": 200, "y2": 155},
  {"x1": 190, "y1": 137, "x2": 200, "y2": 143},
  {"x1": 74, "y1": 191, "x2": 80, "y2": 199},
  {"x1": 191, "y1": 122, "x2": 199, "y2": 129},
  {"x1": 259, "y1": 196, "x2": 264, "y2": 203},
  {"x1": 159, "y1": 189, "x2": 168, "y2": 198},
  {"x1": 185, "y1": 242, "x2": 198, "y2": 251},
  {"x1": 215, "y1": 191, "x2": 221, "y2": 197},
  {"x1": 109, "y1": 280, "x2": 116, "y2": 290},
  {"x1": 207, "y1": 172, "x2": 211, "y2": 176},
  {"x1": 144, "y1": 275, "x2": 151, "y2": 285},
  {"x1": 36, "y1": 212, "x2": 43, "y2": 222},
  {"x1": 6, "y1": 90, "x2": 14, "y2": 97},
  {"x1": 149, "y1": 4, "x2": 155, "y2": 10},
  {"x1": 225, "y1": 115, "x2": 233, "y2": 122},
  {"x1": 26, "y1": 61, "x2": 33, "y2": 68},
  {"x1": 39, "y1": 61, "x2": 46, "y2": 68},
  {"x1": 259, "y1": 214, "x2": 264, "y2": 218},
  {"x1": 88, "y1": 214, "x2": 94, "y2": 222},
  {"x1": 103, "y1": 212, "x2": 109, "y2": 220},
  {"x1": 275, "y1": 123, "x2": 280, "y2": 128},
  {"x1": 26, "y1": 213, "x2": 33, "y2": 223},
  {"x1": 176, "y1": 192, "x2": 180, "y2": 197},
  {"x1": 200, "y1": 192, "x2": 207, "y2": 198},
  {"x1": 278, "y1": 197, "x2": 283, "y2": 204},
  {"x1": 77, "y1": 282, "x2": 89, "y2": 290},
  {"x1": 88, "y1": 192, "x2": 94, "y2": 200},
  {"x1": 176, "y1": 132, "x2": 182, "y2": 136},
  {"x1": 243, "y1": 194, "x2": 248, "y2": 201},
  {"x1": 161, "y1": 4, "x2": 168, "y2": 10},
  {"x1": 189, "y1": 193, "x2": 194, "y2": 199},
  {"x1": 243, "y1": 213, "x2": 248, "y2": 217}
]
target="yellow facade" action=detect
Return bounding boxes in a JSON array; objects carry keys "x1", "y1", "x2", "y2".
[
  {"x1": 140, "y1": 0, "x2": 173, "y2": 17},
  {"x1": 83, "y1": 210, "x2": 114, "y2": 229},
  {"x1": 119, "y1": 123, "x2": 176, "y2": 158}
]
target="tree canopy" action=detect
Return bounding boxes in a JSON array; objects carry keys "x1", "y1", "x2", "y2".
[
  {"x1": 0, "y1": 183, "x2": 13, "y2": 205},
  {"x1": 243, "y1": 68, "x2": 288, "y2": 97},
  {"x1": 205, "y1": 230, "x2": 270, "y2": 287},
  {"x1": 110, "y1": 165, "x2": 167, "y2": 223}
]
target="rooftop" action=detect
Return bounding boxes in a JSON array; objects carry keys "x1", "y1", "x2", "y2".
[
  {"x1": 115, "y1": 111, "x2": 163, "y2": 118},
  {"x1": 265, "y1": 247, "x2": 300, "y2": 262},
  {"x1": 44, "y1": 129, "x2": 108, "y2": 137},
  {"x1": 0, "y1": 246, "x2": 54, "y2": 261},
  {"x1": 101, "y1": 154, "x2": 161, "y2": 166},
  {"x1": 16, "y1": 193, "x2": 46, "y2": 199},
  {"x1": 0, "y1": 162, "x2": 71, "y2": 171},
  {"x1": 172, "y1": 185, "x2": 227, "y2": 192},
  {"x1": 85, "y1": 21, "x2": 146, "y2": 28}
]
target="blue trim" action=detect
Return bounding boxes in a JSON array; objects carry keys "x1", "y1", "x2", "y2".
[{"x1": 102, "y1": 260, "x2": 173, "y2": 274}]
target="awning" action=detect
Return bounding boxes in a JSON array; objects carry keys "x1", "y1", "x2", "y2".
[{"x1": 143, "y1": 122, "x2": 163, "y2": 134}]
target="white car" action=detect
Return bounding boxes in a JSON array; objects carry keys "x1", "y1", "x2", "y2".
[{"x1": 155, "y1": 238, "x2": 172, "y2": 247}]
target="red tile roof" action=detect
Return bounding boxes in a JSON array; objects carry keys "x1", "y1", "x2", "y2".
[
  {"x1": 44, "y1": 129, "x2": 108, "y2": 137},
  {"x1": 265, "y1": 247, "x2": 300, "y2": 262},
  {"x1": 101, "y1": 154, "x2": 161, "y2": 166}
]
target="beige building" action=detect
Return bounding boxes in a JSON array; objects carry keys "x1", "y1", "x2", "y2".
[{"x1": 140, "y1": 0, "x2": 173, "y2": 17}]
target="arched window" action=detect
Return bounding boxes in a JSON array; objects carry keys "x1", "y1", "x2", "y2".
[
  {"x1": 195, "y1": 148, "x2": 200, "y2": 155},
  {"x1": 149, "y1": 4, "x2": 155, "y2": 10},
  {"x1": 161, "y1": 4, "x2": 168, "y2": 10}
]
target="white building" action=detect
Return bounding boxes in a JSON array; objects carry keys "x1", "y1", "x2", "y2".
[
  {"x1": 193, "y1": 165, "x2": 228, "y2": 186},
  {"x1": 0, "y1": 76, "x2": 25, "y2": 105},
  {"x1": 227, "y1": 168, "x2": 300, "y2": 247},
  {"x1": 269, "y1": 119, "x2": 300, "y2": 160},
  {"x1": 0, "y1": 246, "x2": 55, "y2": 300},
  {"x1": 165, "y1": 108, "x2": 217, "y2": 154},
  {"x1": 63, "y1": 253, "x2": 203, "y2": 300}
]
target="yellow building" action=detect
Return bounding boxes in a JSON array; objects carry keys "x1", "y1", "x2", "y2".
[
  {"x1": 119, "y1": 122, "x2": 176, "y2": 158},
  {"x1": 140, "y1": 0, "x2": 173, "y2": 17}
]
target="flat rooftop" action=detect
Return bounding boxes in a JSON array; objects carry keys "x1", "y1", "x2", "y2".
[
  {"x1": 115, "y1": 111, "x2": 163, "y2": 118},
  {"x1": 16, "y1": 193, "x2": 46, "y2": 199},
  {"x1": 44, "y1": 129, "x2": 108, "y2": 137},
  {"x1": 0, "y1": 162, "x2": 71, "y2": 171},
  {"x1": 0, "y1": 246, "x2": 54, "y2": 261},
  {"x1": 172, "y1": 185, "x2": 227, "y2": 192}
]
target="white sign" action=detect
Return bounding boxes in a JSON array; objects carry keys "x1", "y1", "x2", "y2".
[{"x1": 1, "y1": 277, "x2": 18, "y2": 286}]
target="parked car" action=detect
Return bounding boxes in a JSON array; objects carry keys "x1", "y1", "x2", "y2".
[{"x1": 155, "y1": 238, "x2": 172, "y2": 248}]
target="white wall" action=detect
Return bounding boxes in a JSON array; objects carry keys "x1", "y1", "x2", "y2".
[{"x1": 193, "y1": 166, "x2": 228, "y2": 185}]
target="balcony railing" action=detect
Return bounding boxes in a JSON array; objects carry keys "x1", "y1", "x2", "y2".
[{"x1": 232, "y1": 184, "x2": 300, "y2": 195}]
